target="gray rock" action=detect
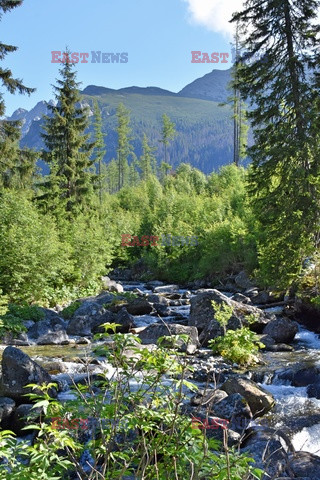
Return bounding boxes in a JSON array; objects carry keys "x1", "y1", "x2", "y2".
[
  {"x1": 293, "y1": 367, "x2": 320, "y2": 387},
  {"x1": 147, "y1": 294, "x2": 169, "y2": 306},
  {"x1": 307, "y1": 382, "x2": 320, "y2": 399},
  {"x1": 1, "y1": 332, "x2": 30, "y2": 346},
  {"x1": 28, "y1": 317, "x2": 66, "y2": 340},
  {"x1": 220, "y1": 377, "x2": 274, "y2": 416},
  {"x1": 257, "y1": 334, "x2": 276, "y2": 349},
  {"x1": 126, "y1": 298, "x2": 153, "y2": 315},
  {"x1": 209, "y1": 393, "x2": 252, "y2": 427},
  {"x1": 12, "y1": 403, "x2": 42, "y2": 435},
  {"x1": 288, "y1": 452, "x2": 320, "y2": 480},
  {"x1": 0, "y1": 346, "x2": 56, "y2": 400},
  {"x1": 231, "y1": 293, "x2": 252, "y2": 304},
  {"x1": 138, "y1": 323, "x2": 199, "y2": 354},
  {"x1": 263, "y1": 317, "x2": 298, "y2": 343},
  {"x1": 0, "y1": 397, "x2": 15, "y2": 424},
  {"x1": 37, "y1": 330, "x2": 69, "y2": 345},
  {"x1": 235, "y1": 271, "x2": 254, "y2": 289},
  {"x1": 116, "y1": 307, "x2": 134, "y2": 333},
  {"x1": 73, "y1": 301, "x2": 105, "y2": 317},
  {"x1": 191, "y1": 389, "x2": 228, "y2": 407},
  {"x1": 188, "y1": 290, "x2": 271, "y2": 346},
  {"x1": 93, "y1": 292, "x2": 114, "y2": 306},
  {"x1": 153, "y1": 303, "x2": 172, "y2": 317},
  {"x1": 67, "y1": 310, "x2": 116, "y2": 336},
  {"x1": 241, "y1": 427, "x2": 292, "y2": 479}
]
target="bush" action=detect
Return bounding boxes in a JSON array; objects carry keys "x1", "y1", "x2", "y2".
[
  {"x1": 60, "y1": 301, "x2": 81, "y2": 320},
  {"x1": 209, "y1": 327, "x2": 264, "y2": 366}
]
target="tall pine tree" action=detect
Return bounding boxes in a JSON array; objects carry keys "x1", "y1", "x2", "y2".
[
  {"x1": 0, "y1": 0, "x2": 36, "y2": 191},
  {"x1": 116, "y1": 102, "x2": 133, "y2": 191},
  {"x1": 92, "y1": 99, "x2": 106, "y2": 205},
  {"x1": 40, "y1": 53, "x2": 96, "y2": 219},
  {"x1": 231, "y1": 0, "x2": 320, "y2": 286}
]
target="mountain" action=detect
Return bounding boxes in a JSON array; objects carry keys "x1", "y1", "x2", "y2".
[
  {"x1": 8, "y1": 68, "x2": 235, "y2": 174},
  {"x1": 178, "y1": 69, "x2": 231, "y2": 102}
]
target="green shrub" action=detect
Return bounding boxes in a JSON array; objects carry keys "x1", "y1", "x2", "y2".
[
  {"x1": 61, "y1": 301, "x2": 81, "y2": 319},
  {"x1": 7, "y1": 303, "x2": 45, "y2": 322},
  {"x1": 0, "y1": 303, "x2": 44, "y2": 339},
  {"x1": 209, "y1": 327, "x2": 264, "y2": 366}
]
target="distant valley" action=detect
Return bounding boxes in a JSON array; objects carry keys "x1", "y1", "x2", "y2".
[{"x1": 8, "y1": 68, "x2": 234, "y2": 174}]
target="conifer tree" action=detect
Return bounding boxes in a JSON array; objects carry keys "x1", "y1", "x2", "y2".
[
  {"x1": 40, "y1": 53, "x2": 96, "y2": 218},
  {"x1": 231, "y1": 0, "x2": 320, "y2": 286},
  {"x1": 0, "y1": 0, "x2": 35, "y2": 190},
  {"x1": 116, "y1": 103, "x2": 133, "y2": 190},
  {"x1": 159, "y1": 114, "x2": 177, "y2": 164},
  {"x1": 92, "y1": 99, "x2": 106, "y2": 205},
  {"x1": 140, "y1": 133, "x2": 157, "y2": 180}
]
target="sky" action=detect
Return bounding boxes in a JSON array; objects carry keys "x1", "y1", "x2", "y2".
[{"x1": 2, "y1": 0, "x2": 244, "y2": 116}]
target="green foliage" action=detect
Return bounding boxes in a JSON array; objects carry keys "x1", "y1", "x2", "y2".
[
  {"x1": 0, "y1": 314, "x2": 27, "y2": 339},
  {"x1": 210, "y1": 327, "x2": 264, "y2": 366},
  {"x1": 60, "y1": 301, "x2": 81, "y2": 320},
  {"x1": 6, "y1": 303, "x2": 44, "y2": 321},
  {"x1": 0, "y1": 191, "x2": 68, "y2": 303},
  {"x1": 39, "y1": 51, "x2": 96, "y2": 220},
  {"x1": 0, "y1": 325, "x2": 263, "y2": 479},
  {"x1": 232, "y1": 0, "x2": 320, "y2": 288},
  {"x1": 211, "y1": 301, "x2": 234, "y2": 330},
  {"x1": 0, "y1": 303, "x2": 44, "y2": 339}
]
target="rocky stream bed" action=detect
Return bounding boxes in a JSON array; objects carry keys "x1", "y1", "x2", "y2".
[{"x1": 1, "y1": 274, "x2": 320, "y2": 479}]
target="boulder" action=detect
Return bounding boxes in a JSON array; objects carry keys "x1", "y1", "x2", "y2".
[
  {"x1": 138, "y1": 323, "x2": 199, "y2": 354},
  {"x1": 263, "y1": 317, "x2": 298, "y2": 343},
  {"x1": 126, "y1": 298, "x2": 153, "y2": 315},
  {"x1": 209, "y1": 393, "x2": 252, "y2": 427},
  {"x1": 93, "y1": 292, "x2": 115, "y2": 306},
  {"x1": 220, "y1": 377, "x2": 274, "y2": 416},
  {"x1": 288, "y1": 452, "x2": 320, "y2": 480},
  {"x1": 1, "y1": 332, "x2": 30, "y2": 346},
  {"x1": 37, "y1": 330, "x2": 69, "y2": 345},
  {"x1": 191, "y1": 389, "x2": 228, "y2": 407},
  {"x1": 115, "y1": 307, "x2": 134, "y2": 333},
  {"x1": 28, "y1": 317, "x2": 66, "y2": 341},
  {"x1": 292, "y1": 367, "x2": 320, "y2": 387},
  {"x1": 12, "y1": 403, "x2": 42, "y2": 435},
  {"x1": 231, "y1": 293, "x2": 252, "y2": 304},
  {"x1": 235, "y1": 271, "x2": 254, "y2": 290},
  {"x1": 147, "y1": 294, "x2": 169, "y2": 306},
  {"x1": 72, "y1": 301, "x2": 105, "y2": 317},
  {"x1": 67, "y1": 310, "x2": 116, "y2": 336},
  {"x1": 188, "y1": 290, "x2": 271, "y2": 346},
  {"x1": 307, "y1": 382, "x2": 320, "y2": 399},
  {"x1": 101, "y1": 276, "x2": 124, "y2": 293},
  {"x1": 257, "y1": 334, "x2": 276, "y2": 349},
  {"x1": 0, "y1": 397, "x2": 15, "y2": 424},
  {"x1": 241, "y1": 426, "x2": 293, "y2": 479},
  {"x1": 153, "y1": 303, "x2": 172, "y2": 317},
  {"x1": 0, "y1": 346, "x2": 56, "y2": 400}
]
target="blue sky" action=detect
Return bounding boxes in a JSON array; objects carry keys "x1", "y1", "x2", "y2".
[{"x1": 2, "y1": 0, "x2": 243, "y2": 116}]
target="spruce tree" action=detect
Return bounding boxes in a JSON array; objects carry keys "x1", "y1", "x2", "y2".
[
  {"x1": 159, "y1": 114, "x2": 177, "y2": 164},
  {"x1": 116, "y1": 102, "x2": 133, "y2": 190},
  {"x1": 231, "y1": 0, "x2": 320, "y2": 286},
  {"x1": 140, "y1": 133, "x2": 157, "y2": 180},
  {"x1": 40, "y1": 53, "x2": 96, "y2": 218},
  {"x1": 0, "y1": 0, "x2": 35, "y2": 190},
  {"x1": 92, "y1": 99, "x2": 106, "y2": 205}
]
